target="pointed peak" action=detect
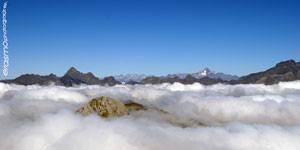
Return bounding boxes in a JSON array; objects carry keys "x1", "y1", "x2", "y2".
[
  {"x1": 68, "y1": 67, "x2": 78, "y2": 71},
  {"x1": 203, "y1": 67, "x2": 211, "y2": 71},
  {"x1": 86, "y1": 72, "x2": 94, "y2": 75},
  {"x1": 65, "y1": 67, "x2": 80, "y2": 75},
  {"x1": 201, "y1": 67, "x2": 216, "y2": 75}
]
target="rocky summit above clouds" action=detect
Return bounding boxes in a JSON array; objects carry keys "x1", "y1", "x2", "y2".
[
  {"x1": 76, "y1": 96, "x2": 149, "y2": 118},
  {"x1": 59, "y1": 67, "x2": 103, "y2": 86},
  {"x1": 1, "y1": 59, "x2": 300, "y2": 86},
  {"x1": 1, "y1": 67, "x2": 120, "y2": 86},
  {"x1": 76, "y1": 96, "x2": 129, "y2": 118}
]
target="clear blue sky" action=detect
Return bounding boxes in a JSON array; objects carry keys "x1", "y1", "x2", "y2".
[{"x1": 1, "y1": 0, "x2": 300, "y2": 79}]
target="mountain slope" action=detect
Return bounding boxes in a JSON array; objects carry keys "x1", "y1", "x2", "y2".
[{"x1": 231, "y1": 60, "x2": 300, "y2": 85}]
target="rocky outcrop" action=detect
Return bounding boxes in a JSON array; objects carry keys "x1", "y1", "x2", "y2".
[
  {"x1": 124, "y1": 102, "x2": 146, "y2": 111},
  {"x1": 76, "y1": 96, "x2": 129, "y2": 117},
  {"x1": 76, "y1": 97, "x2": 150, "y2": 118}
]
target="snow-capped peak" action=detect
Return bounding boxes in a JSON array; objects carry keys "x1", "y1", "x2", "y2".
[
  {"x1": 200, "y1": 69, "x2": 207, "y2": 76},
  {"x1": 195, "y1": 68, "x2": 215, "y2": 77}
]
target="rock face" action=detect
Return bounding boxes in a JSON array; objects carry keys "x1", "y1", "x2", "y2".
[{"x1": 76, "y1": 96, "x2": 129, "y2": 118}]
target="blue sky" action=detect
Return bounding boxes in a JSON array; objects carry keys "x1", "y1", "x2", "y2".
[{"x1": 1, "y1": 0, "x2": 300, "y2": 79}]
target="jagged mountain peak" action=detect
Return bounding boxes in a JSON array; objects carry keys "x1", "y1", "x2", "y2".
[
  {"x1": 67, "y1": 67, "x2": 78, "y2": 72},
  {"x1": 198, "y1": 67, "x2": 216, "y2": 76},
  {"x1": 65, "y1": 67, "x2": 81, "y2": 76}
]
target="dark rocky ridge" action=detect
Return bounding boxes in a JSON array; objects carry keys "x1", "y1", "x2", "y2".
[
  {"x1": 230, "y1": 59, "x2": 300, "y2": 85},
  {"x1": 1, "y1": 67, "x2": 120, "y2": 86},
  {"x1": 1, "y1": 60, "x2": 300, "y2": 86},
  {"x1": 1, "y1": 73, "x2": 59, "y2": 85}
]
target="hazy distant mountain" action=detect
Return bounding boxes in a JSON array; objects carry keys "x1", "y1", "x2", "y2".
[
  {"x1": 114, "y1": 74, "x2": 149, "y2": 82},
  {"x1": 163, "y1": 68, "x2": 239, "y2": 81},
  {"x1": 114, "y1": 68, "x2": 238, "y2": 82}
]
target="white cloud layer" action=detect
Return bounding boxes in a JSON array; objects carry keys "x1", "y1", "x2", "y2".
[{"x1": 1, "y1": 81, "x2": 300, "y2": 150}]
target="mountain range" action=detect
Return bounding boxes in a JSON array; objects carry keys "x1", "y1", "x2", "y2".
[
  {"x1": 114, "y1": 68, "x2": 238, "y2": 82},
  {"x1": 113, "y1": 74, "x2": 149, "y2": 83},
  {"x1": 1, "y1": 60, "x2": 300, "y2": 86},
  {"x1": 0, "y1": 67, "x2": 120, "y2": 86},
  {"x1": 162, "y1": 68, "x2": 239, "y2": 81}
]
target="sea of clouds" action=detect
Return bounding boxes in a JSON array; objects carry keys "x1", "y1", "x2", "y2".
[{"x1": 1, "y1": 81, "x2": 300, "y2": 150}]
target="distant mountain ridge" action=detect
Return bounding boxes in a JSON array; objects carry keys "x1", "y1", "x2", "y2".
[
  {"x1": 114, "y1": 68, "x2": 238, "y2": 82},
  {"x1": 114, "y1": 74, "x2": 149, "y2": 82},
  {"x1": 132, "y1": 59, "x2": 300, "y2": 85},
  {"x1": 162, "y1": 68, "x2": 239, "y2": 81},
  {"x1": 1, "y1": 59, "x2": 300, "y2": 86}
]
